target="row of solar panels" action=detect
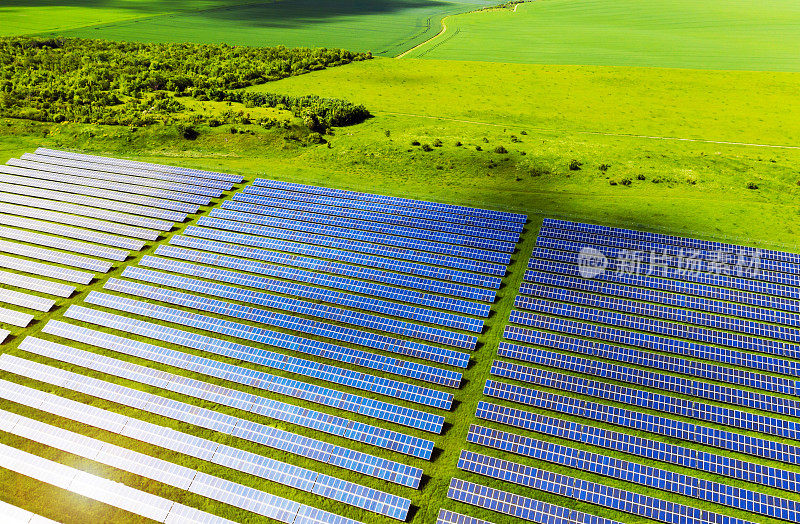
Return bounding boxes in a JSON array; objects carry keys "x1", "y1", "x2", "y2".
[{"x1": 0, "y1": 149, "x2": 238, "y2": 332}]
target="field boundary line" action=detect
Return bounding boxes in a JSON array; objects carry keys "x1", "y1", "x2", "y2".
[{"x1": 378, "y1": 111, "x2": 800, "y2": 149}]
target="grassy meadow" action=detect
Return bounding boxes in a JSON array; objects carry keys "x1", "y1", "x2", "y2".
[
  {"x1": 2, "y1": 1, "x2": 800, "y2": 523},
  {"x1": 404, "y1": 0, "x2": 800, "y2": 71}
]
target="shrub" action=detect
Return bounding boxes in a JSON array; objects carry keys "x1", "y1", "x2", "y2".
[
  {"x1": 520, "y1": 130, "x2": 527, "y2": 135},
  {"x1": 177, "y1": 124, "x2": 198, "y2": 140},
  {"x1": 208, "y1": 119, "x2": 222, "y2": 127},
  {"x1": 454, "y1": 141, "x2": 462, "y2": 147},
  {"x1": 475, "y1": 145, "x2": 482, "y2": 151},
  {"x1": 494, "y1": 145, "x2": 508, "y2": 154},
  {"x1": 747, "y1": 182, "x2": 759, "y2": 189},
  {"x1": 482, "y1": 137, "x2": 489, "y2": 143},
  {"x1": 230, "y1": 127, "x2": 238, "y2": 134},
  {"x1": 620, "y1": 178, "x2": 632, "y2": 186},
  {"x1": 305, "y1": 132, "x2": 326, "y2": 145},
  {"x1": 609, "y1": 180, "x2": 618, "y2": 186},
  {"x1": 569, "y1": 160, "x2": 583, "y2": 171},
  {"x1": 637, "y1": 174, "x2": 646, "y2": 180},
  {"x1": 411, "y1": 140, "x2": 420, "y2": 146},
  {"x1": 510, "y1": 135, "x2": 520, "y2": 143},
  {"x1": 598, "y1": 164, "x2": 610, "y2": 172},
  {"x1": 421, "y1": 144, "x2": 433, "y2": 152},
  {"x1": 433, "y1": 138, "x2": 443, "y2": 147},
  {"x1": 384, "y1": 130, "x2": 391, "y2": 137}
]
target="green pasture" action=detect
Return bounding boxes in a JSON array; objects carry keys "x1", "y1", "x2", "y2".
[
  {"x1": 32, "y1": 0, "x2": 496, "y2": 57},
  {"x1": 403, "y1": 0, "x2": 800, "y2": 71}
]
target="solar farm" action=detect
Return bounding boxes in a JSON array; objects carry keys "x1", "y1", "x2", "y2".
[{"x1": 0, "y1": 148, "x2": 796, "y2": 524}]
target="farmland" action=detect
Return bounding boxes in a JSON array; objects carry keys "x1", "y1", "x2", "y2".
[
  {"x1": 403, "y1": 0, "x2": 800, "y2": 71},
  {"x1": 1, "y1": 1, "x2": 800, "y2": 524}
]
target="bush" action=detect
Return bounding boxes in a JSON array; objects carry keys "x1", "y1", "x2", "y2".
[
  {"x1": 177, "y1": 124, "x2": 198, "y2": 140},
  {"x1": 305, "y1": 132, "x2": 326, "y2": 145},
  {"x1": 609, "y1": 180, "x2": 618, "y2": 186},
  {"x1": 569, "y1": 160, "x2": 583, "y2": 171},
  {"x1": 620, "y1": 178, "x2": 632, "y2": 186},
  {"x1": 636, "y1": 174, "x2": 646, "y2": 180},
  {"x1": 520, "y1": 130, "x2": 527, "y2": 135},
  {"x1": 747, "y1": 182, "x2": 759, "y2": 189},
  {"x1": 433, "y1": 139, "x2": 443, "y2": 147},
  {"x1": 494, "y1": 145, "x2": 508, "y2": 154},
  {"x1": 598, "y1": 164, "x2": 610, "y2": 172},
  {"x1": 208, "y1": 119, "x2": 222, "y2": 127},
  {"x1": 454, "y1": 141, "x2": 462, "y2": 147},
  {"x1": 411, "y1": 140, "x2": 420, "y2": 146},
  {"x1": 475, "y1": 146, "x2": 482, "y2": 151},
  {"x1": 384, "y1": 130, "x2": 391, "y2": 137},
  {"x1": 510, "y1": 135, "x2": 520, "y2": 143},
  {"x1": 421, "y1": 144, "x2": 433, "y2": 152}
]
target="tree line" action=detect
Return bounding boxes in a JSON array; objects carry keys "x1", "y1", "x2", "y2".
[{"x1": 0, "y1": 37, "x2": 371, "y2": 129}]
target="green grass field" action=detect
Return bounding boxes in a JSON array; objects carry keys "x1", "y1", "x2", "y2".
[
  {"x1": 20, "y1": 0, "x2": 496, "y2": 57},
  {"x1": 403, "y1": 0, "x2": 800, "y2": 71},
  {"x1": 3, "y1": 0, "x2": 800, "y2": 523}
]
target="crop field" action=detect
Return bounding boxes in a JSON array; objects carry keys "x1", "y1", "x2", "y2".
[
  {"x1": 29, "y1": 0, "x2": 496, "y2": 57},
  {"x1": 2, "y1": 1, "x2": 800, "y2": 523},
  {"x1": 403, "y1": 0, "x2": 800, "y2": 71}
]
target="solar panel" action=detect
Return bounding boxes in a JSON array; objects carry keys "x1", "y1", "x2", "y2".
[
  {"x1": 0, "y1": 253, "x2": 91, "y2": 286},
  {"x1": 0, "y1": 306, "x2": 33, "y2": 327},
  {"x1": 0, "y1": 406, "x2": 363, "y2": 524},
  {"x1": 0, "y1": 500, "x2": 59, "y2": 524},
  {"x1": 506, "y1": 308, "x2": 800, "y2": 377},
  {"x1": 155, "y1": 244, "x2": 490, "y2": 316},
  {"x1": 435, "y1": 509, "x2": 496, "y2": 524},
  {"x1": 501, "y1": 324, "x2": 797, "y2": 396},
  {"x1": 0, "y1": 202, "x2": 160, "y2": 241},
  {"x1": 0, "y1": 267, "x2": 76, "y2": 296},
  {"x1": 222, "y1": 199, "x2": 519, "y2": 243},
  {"x1": 82, "y1": 289, "x2": 456, "y2": 414},
  {"x1": 0, "y1": 440, "x2": 222, "y2": 523},
  {"x1": 0, "y1": 238, "x2": 112, "y2": 271},
  {"x1": 523, "y1": 270, "x2": 800, "y2": 329},
  {"x1": 44, "y1": 317, "x2": 440, "y2": 453},
  {"x1": 0, "y1": 191, "x2": 175, "y2": 230},
  {"x1": 0, "y1": 354, "x2": 423, "y2": 486},
  {"x1": 482, "y1": 379, "x2": 800, "y2": 467},
  {"x1": 0, "y1": 285, "x2": 57, "y2": 312},
  {"x1": 457, "y1": 451, "x2": 754, "y2": 524},
  {"x1": 168, "y1": 236, "x2": 496, "y2": 301},
  {"x1": 231, "y1": 193, "x2": 519, "y2": 240},
  {"x1": 466, "y1": 425, "x2": 795, "y2": 521},
  {"x1": 0, "y1": 379, "x2": 409, "y2": 520},
  {"x1": 0, "y1": 226, "x2": 128, "y2": 261},
  {"x1": 474, "y1": 403, "x2": 800, "y2": 495},
  {"x1": 490, "y1": 360, "x2": 798, "y2": 440},
  {"x1": 543, "y1": 217, "x2": 800, "y2": 265},
  {"x1": 13, "y1": 156, "x2": 224, "y2": 197},
  {"x1": 183, "y1": 227, "x2": 502, "y2": 288},
  {"x1": 0, "y1": 213, "x2": 145, "y2": 250},
  {"x1": 0, "y1": 167, "x2": 201, "y2": 212},
  {"x1": 124, "y1": 262, "x2": 480, "y2": 343},
  {"x1": 255, "y1": 179, "x2": 527, "y2": 223},
  {"x1": 210, "y1": 208, "x2": 515, "y2": 260},
  {"x1": 0, "y1": 182, "x2": 187, "y2": 221},
  {"x1": 36, "y1": 147, "x2": 242, "y2": 183},
  {"x1": 447, "y1": 478, "x2": 622, "y2": 524},
  {"x1": 198, "y1": 216, "x2": 508, "y2": 274}
]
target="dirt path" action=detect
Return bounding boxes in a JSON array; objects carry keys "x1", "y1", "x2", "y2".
[
  {"x1": 378, "y1": 111, "x2": 800, "y2": 149},
  {"x1": 396, "y1": 18, "x2": 449, "y2": 58}
]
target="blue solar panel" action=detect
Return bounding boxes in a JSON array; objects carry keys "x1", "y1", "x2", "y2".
[
  {"x1": 197, "y1": 216, "x2": 508, "y2": 275},
  {"x1": 483, "y1": 379, "x2": 800, "y2": 466},
  {"x1": 435, "y1": 509, "x2": 496, "y2": 524},
  {"x1": 457, "y1": 450, "x2": 756, "y2": 524},
  {"x1": 103, "y1": 277, "x2": 465, "y2": 387},
  {"x1": 506, "y1": 309, "x2": 800, "y2": 377},
  {"x1": 222, "y1": 199, "x2": 519, "y2": 243},
  {"x1": 168, "y1": 236, "x2": 496, "y2": 301},
  {"x1": 447, "y1": 478, "x2": 623, "y2": 524},
  {"x1": 156, "y1": 244, "x2": 491, "y2": 316},
  {"x1": 490, "y1": 360, "x2": 798, "y2": 440},
  {"x1": 83, "y1": 290, "x2": 455, "y2": 413},
  {"x1": 183, "y1": 228, "x2": 502, "y2": 288},
  {"x1": 522, "y1": 271, "x2": 800, "y2": 329},
  {"x1": 496, "y1": 339, "x2": 798, "y2": 417},
  {"x1": 255, "y1": 179, "x2": 527, "y2": 224},
  {"x1": 466, "y1": 425, "x2": 798, "y2": 521},
  {"x1": 211, "y1": 207, "x2": 515, "y2": 259},
  {"x1": 44, "y1": 317, "x2": 436, "y2": 459},
  {"x1": 543, "y1": 217, "x2": 799, "y2": 265},
  {"x1": 516, "y1": 284, "x2": 800, "y2": 344},
  {"x1": 474, "y1": 403, "x2": 800, "y2": 495},
  {"x1": 500, "y1": 324, "x2": 796, "y2": 395}
]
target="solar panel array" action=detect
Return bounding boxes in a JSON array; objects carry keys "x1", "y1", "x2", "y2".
[
  {"x1": 440, "y1": 217, "x2": 800, "y2": 524},
  {"x1": 0, "y1": 167, "x2": 522, "y2": 523},
  {"x1": 0, "y1": 149, "x2": 219, "y2": 339}
]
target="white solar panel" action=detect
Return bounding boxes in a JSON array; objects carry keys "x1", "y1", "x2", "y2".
[
  {"x1": 0, "y1": 255, "x2": 94, "y2": 286},
  {"x1": 0, "y1": 239, "x2": 112, "y2": 272},
  {"x1": 0, "y1": 306, "x2": 33, "y2": 327},
  {"x1": 0, "y1": 214, "x2": 145, "y2": 250},
  {"x1": 0, "y1": 226, "x2": 129, "y2": 261},
  {"x1": 0, "y1": 288, "x2": 53, "y2": 312}
]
